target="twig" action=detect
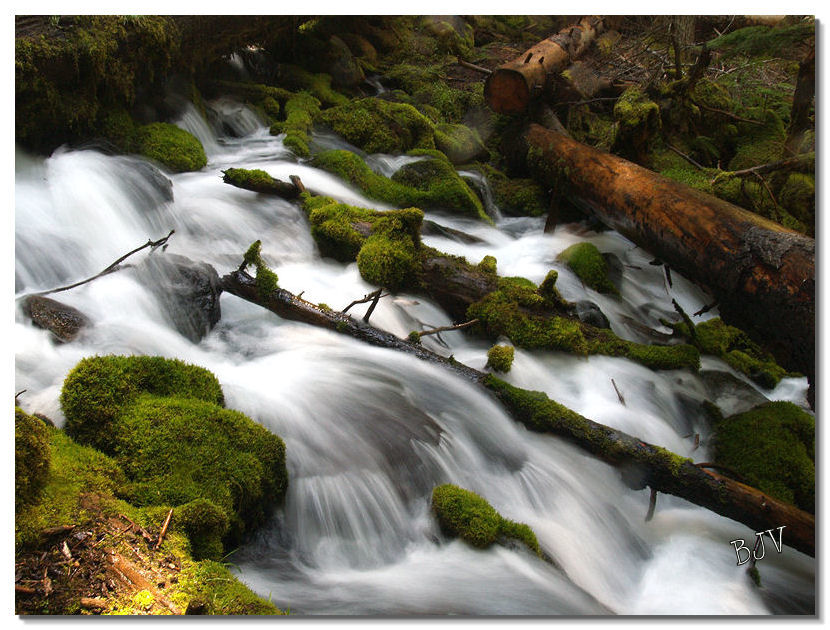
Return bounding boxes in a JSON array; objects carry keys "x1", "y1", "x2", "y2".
[
  {"x1": 664, "y1": 264, "x2": 673, "y2": 289},
  {"x1": 726, "y1": 154, "x2": 813, "y2": 178},
  {"x1": 15, "y1": 585, "x2": 37, "y2": 596},
  {"x1": 672, "y1": 299, "x2": 697, "y2": 343},
  {"x1": 363, "y1": 288, "x2": 384, "y2": 323},
  {"x1": 19, "y1": 230, "x2": 175, "y2": 300},
  {"x1": 693, "y1": 301, "x2": 718, "y2": 317},
  {"x1": 691, "y1": 101, "x2": 763, "y2": 125},
  {"x1": 645, "y1": 487, "x2": 658, "y2": 522},
  {"x1": 418, "y1": 319, "x2": 479, "y2": 338},
  {"x1": 693, "y1": 433, "x2": 700, "y2": 451},
  {"x1": 341, "y1": 288, "x2": 388, "y2": 315},
  {"x1": 611, "y1": 378, "x2": 626, "y2": 406},
  {"x1": 666, "y1": 143, "x2": 704, "y2": 170},
  {"x1": 458, "y1": 59, "x2": 492, "y2": 75},
  {"x1": 154, "y1": 508, "x2": 174, "y2": 551},
  {"x1": 753, "y1": 171, "x2": 782, "y2": 222},
  {"x1": 80, "y1": 597, "x2": 107, "y2": 610},
  {"x1": 289, "y1": 174, "x2": 306, "y2": 193}
]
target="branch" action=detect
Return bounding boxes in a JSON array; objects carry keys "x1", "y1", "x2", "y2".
[
  {"x1": 726, "y1": 153, "x2": 814, "y2": 178},
  {"x1": 691, "y1": 100, "x2": 763, "y2": 125},
  {"x1": 457, "y1": 59, "x2": 491, "y2": 75},
  {"x1": 18, "y1": 230, "x2": 175, "y2": 300},
  {"x1": 416, "y1": 318, "x2": 479, "y2": 339},
  {"x1": 341, "y1": 288, "x2": 389, "y2": 315},
  {"x1": 665, "y1": 143, "x2": 704, "y2": 170}
]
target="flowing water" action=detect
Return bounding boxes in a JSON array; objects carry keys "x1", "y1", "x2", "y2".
[{"x1": 14, "y1": 99, "x2": 815, "y2": 615}]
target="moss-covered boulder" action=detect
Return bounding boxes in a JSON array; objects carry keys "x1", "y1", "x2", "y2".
[
  {"x1": 612, "y1": 87, "x2": 661, "y2": 164},
  {"x1": 431, "y1": 484, "x2": 541, "y2": 556},
  {"x1": 486, "y1": 344, "x2": 514, "y2": 373},
  {"x1": 15, "y1": 407, "x2": 51, "y2": 512},
  {"x1": 467, "y1": 276, "x2": 699, "y2": 371},
  {"x1": 356, "y1": 233, "x2": 419, "y2": 290},
  {"x1": 713, "y1": 401, "x2": 814, "y2": 512},
  {"x1": 134, "y1": 122, "x2": 207, "y2": 172},
  {"x1": 316, "y1": 98, "x2": 435, "y2": 154},
  {"x1": 434, "y1": 122, "x2": 486, "y2": 164},
  {"x1": 557, "y1": 242, "x2": 620, "y2": 295},
  {"x1": 312, "y1": 149, "x2": 489, "y2": 222},
  {"x1": 675, "y1": 317, "x2": 794, "y2": 389},
  {"x1": 276, "y1": 91, "x2": 320, "y2": 158},
  {"x1": 60, "y1": 355, "x2": 286, "y2": 545},
  {"x1": 177, "y1": 498, "x2": 230, "y2": 561}
]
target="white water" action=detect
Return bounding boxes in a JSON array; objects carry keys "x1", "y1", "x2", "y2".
[{"x1": 14, "y1": 101, "x2": 814, "y2": 615}]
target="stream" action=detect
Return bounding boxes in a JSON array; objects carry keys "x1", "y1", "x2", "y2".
[{"x1": 14, "y1": 98, "x2": 815, "y2": 615}]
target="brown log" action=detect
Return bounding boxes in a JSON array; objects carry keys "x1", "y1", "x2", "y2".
[
  {"x1": 484, "y1": 17, "x2": 603, "y2": 114},
  {"x1": 80, "y1": 597, "x2": 107, "y2": 610},
  {"x1": 219, "y1": 267, "x2": 814, "y2": 557},
  {"x1": 521, "y1": 124, "x2": 815, "y2": 385}
]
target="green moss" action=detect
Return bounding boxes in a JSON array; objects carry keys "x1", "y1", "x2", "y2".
[
  {"x1": 15, "y1": 407, "x2": 51, "y2": 512},
  {"x1": 779, "y1": 172, "x2": 815, "y2": 227},
  {"x1": 473, "y1": 163, "x2": 547, "y2": 217},
  {"x1": 312, "y1": 150, "x2": 489, "y2": 222},
  {"x1": 709, "y1": 22, "x2": 815, "y2": 59},
  {"x1": 467, "y1": 280, "x2": 699, "y2": 371},
  {"x1": 385, "y1": 63, "x2": 484, "y2": 123},
  {"x1": 477, "y1": 255, "x2": 497, "y2": 275},
  {"x1": 538, "y1": 270, "x2": 565, "y2": 305},
  {"x1": 222, "y1": 168, "x2": 293, "y2": 195},
  {"x1": 678, "y1": 317, "x2": 793, "y2": 388},
  {"x1": 713, "y1": 401, "x2": 814, "y2": 512},
  {"x1": 356, "y1": 233, "x2": 418, "y2": 290},
  {"x1": 100, "y1": 108, "x2": 138, "y2": 151},
  {"x1": 60, "y1": 355, "x2": 224, "y2": 452},
  {"x1": 434, "y1": 123, "x2": 486, "y2": 164},
  {"x1": 178, "y1": 559, "x2": 281, "y2": 615},
  {"x1": 408, "y1": 331, "x2": 422, "y2": 343},
  {"x1": 276, "y1": 64, "x2": 348, "y2": 107},
  {"x1": 557, "y1": 242, "x2": 619, "y2": 295},
  {"x1": 280, "y1": 91, "x2": 320, "y2": 158},
  {"x1": 431, "y1": 484, "x2": 541, "y2": 556},
  {"x1": 240, "y1": 240, "x2": 279, "y2": 295},
  {"x1": 567, "y1": 105, "x2": 617, "y2": 151},
  {"x1": 612, "y1": 87, "x2": 661, "y2": 162},
  {"x1": 134, "y1": 122, "x2": 207, "y2": 173},
  {"x1": 301, "y1": 193, "x2": 423, "y2": 262},
  {"x1": 316, "y1": 98, "x2": 435, "y2": 154},
  {"x1": 728, "y1": 110, "x2": 786, "y2": 171},
  {"x1": 486, "y1": 344, "x2": 514, "y2": 373},
  {"x1": 175, "y1": 498, "x2": 230, "y2": 561}
]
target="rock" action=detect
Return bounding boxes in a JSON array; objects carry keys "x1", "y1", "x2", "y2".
[
  {"x1": 573, "y1": 300, "x2": 611, "y2": 329},
  {"x1": 328, "y1": 35, "x2": 365, "y2": 88},
  {"x1": 337, "y1": 33, "x2": 378, "y2": 66},
  {"x1": 22, "y1": 295, "x2": 91, "y2": 342},
  {"x1": 134, "y1": 254, "x2": 222, "y2": 342}
]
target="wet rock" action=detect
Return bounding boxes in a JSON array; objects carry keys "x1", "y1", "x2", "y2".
[
  {"x1": 573, "y1": 300, "x2": 611, "y2": 330},
  {"x1": 22, "y1": 295, "x2": 91, "y2": 342},
  {"x1": 421, "y1": 220, "x2": 485, "y2": 244},
  {"x1": 699, "y1": 369, "x2": 769, "y2": 417},
  {"x1": 135, "y1": 254, "x2": 222, "y2": 343}
]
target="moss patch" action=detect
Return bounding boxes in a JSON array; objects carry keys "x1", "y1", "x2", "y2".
[
  {"x1": 612, "y1": 87, "x2": 661, "y2": 163},
  {"x1": 241, "y1": 240, "x2": 280, "y2": 295},
  {"x1": 434, "y1": 122, "x2": 486, "y2": 164},
  {"x1": 222, "y1": 168, "x2": 298, "y2": 196},
  {"x1": 15, "y1": 408, "x2": 52, "y2": 513},
  {"x1": 312, "y1": 150, "x2": 489, "y2": 222},
  {"x1": 356, "y1": 233, "x2": 418, "y2": 290},
  {"x1": 486, "y1": 345, "x2": 514, "y2": 373},
  {"x1": 431, "y1": 484, "x2": 541, "y2": 556},
  {"x1": 557, "y1": 242, "x2": 619, "y2": 295},
  {"x1": 133, "y1": 122, "x2": 207, "y2": 172},
  {"x1": 278, "y1": 91, "x2": 320, "y2": 158},
  {"x1": 473, "y1": 163, "x2": 547, "y2": 217},
  {"x1": 713, "y1": 401, "x2": 814, "y2": 512}
]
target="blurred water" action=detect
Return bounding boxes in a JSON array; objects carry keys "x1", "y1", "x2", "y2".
[{"x1": 14, "y1": 100, "x2": 814, "y2": 615}]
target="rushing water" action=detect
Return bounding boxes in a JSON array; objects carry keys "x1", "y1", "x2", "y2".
[{"x1": 14, "y1": 99, "x2": 815, "y2": 615}]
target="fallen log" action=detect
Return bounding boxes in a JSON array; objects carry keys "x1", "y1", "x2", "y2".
[
  {"x1": 484, "y1": 16, "x2": 604, "y2": 114},
  {"x1": 520, "y1": 123, "x2": 815, "y2": 389},
  {"x1": 219, "y1": 267, "x2": 814, "y2": 557}
]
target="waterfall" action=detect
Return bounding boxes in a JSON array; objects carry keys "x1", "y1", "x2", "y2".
[{"x1": 14, "y1": 107, "x2": 814, "y2": 615}]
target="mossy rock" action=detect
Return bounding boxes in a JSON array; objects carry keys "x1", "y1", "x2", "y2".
[
  {"x1": 779, "y1": 172, "x2": 815, "y2": 227},
  {"x1": 275, "y1": 64, "x2": 349, "y2": 107},
  {"x1": 677, "y1": 317, "x2": 793, "y2": 389},
  {"x1": 467, "y1": 277, "x2": 699, "y2": 371},
  {"x1": 612, "y1": 87, "x2": 661, "y2": 163},
  {"x1": 278, "y1": 91, "x2": 320, "y2": 158},
  {"x1": 486, "y1": 344, "x2": 514, "y2": 373},
  {"x1": 312, "y1": 150, "x2": 489, "y2": 222},
  {"x1": 173, "y1": 498, "x2": 229, "y2": 562},
  {"x1": 222, "y1": 168, "x2": 298, "y2": 197},
  {"x1": 134, "y1": 122, "x2": 207, "y2": 172},
  {"x1": 473, "y1": 164, "x2": 547, "y2": 217},
  {"x1": 713, "y1": 401, "x2": 814, "y2": 512},
  {"x1": 15, "y1": 407, "x2": 51, "y2": 512},
  {"x1": 557, "y1": 242, "x2": 619, "y2": 295},
  {"x1": 356, "y1": 233, "x2": 419, "y2": 290},
  {"x1": 60, "y1": 355, "x2": 224, "y2": 452},
  {"x1": 434, "y1": 122, "x2": 487, "y2": 164},
  {"x1": 316, "y1": 98, "x2": 435, "y2": 154},
  {"x1": 431, "y1": 484, "x2": 541, "y2": 556},
  {"x1": 384, "y1": 63, "x2": 484, "y2": 123}
]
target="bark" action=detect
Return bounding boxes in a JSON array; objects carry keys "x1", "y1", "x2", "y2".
[
  {"x1": 219, "y1": 267, "x2": 814, "y2": 557},
  {"x1": 520, "y1": 124, "x2": 815, "y2": 385},
  {"x1": 784, "y1": 44, "x2": 815, "y2": 156},
  {"x1": 484, "y1": 16, "x2": 604, "y2": 114}
]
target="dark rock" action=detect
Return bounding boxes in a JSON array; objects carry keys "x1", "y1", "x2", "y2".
[
  {"x1": 602, "y1": 252, "x2": 624, "y2": 290},
  {"x1": 699, "y1": 369, "x2": 769, "y2": 418},
  {"x1": 573, "y1": 300, "x2": 611, "y2": 329},
  {"x1": 328, "y1": 35, "x2": 365, "y2": 88},
  {"x1": 134, "y1": 254, "x2": 222, "y2": 343},
  {"x1": 422, "y1": 220, "x2": 485, "y2": 244},
  {"x1": 22, "y1": 296, "x2": 91, "y2": 342}
]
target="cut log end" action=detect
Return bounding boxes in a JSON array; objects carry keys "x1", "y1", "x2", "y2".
[{"x1": 485, "y1": 69, "x2": 532, "y2": 114}]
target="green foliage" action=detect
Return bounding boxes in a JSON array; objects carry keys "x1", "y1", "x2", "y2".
[
  {"x1": 174, "y1": 498, "x2": 230, "y2": 561},
  {"x1": 133, "y1": 122, "x2": 207, "y2": 172},
  {"x1": 316, "y1": 98, "x2": 435, "y2": 154},
  {"x1": 178, "y1": 559, "x2": 282, "y2": 615},
  {"x1": 676, "y1": 317, "x2": 793, "y2": 388},
  {"x1": 431, "y1": 484, "x2": 541, "y2": 556},
  {"x1": 312, "y1": 150, "x2": 488, "y2": 222},
  {"x1": 15, "y1": 408, "x2": 51, "y2": 512},
  {"x1": 279, "y1": 91, "x2": 320, "y2": 157},
  {"x1": 467, "y1": 277, "x2": 699, "y2": 370},
  {"x1": 708, "y1": 22, "x2": 815, "y2": 59},
  {"x1": 557, "y1": 242, "x2": 619, "y2": 295},
  {"x1": 61, "y1": 355, "x2": 224, "y2": 452},
  {"x1": 356, "y1": 233, "x2": 418, "y2": 290},
  {"x1": 486, "y1": 344, "x2": 514, "y2": 373},
  {"x1": 713, "y1": 401, "x2": 814, "y2": 512},
  {"x1": 241, "y1": 240, "x2": 280, "y2": 294}
]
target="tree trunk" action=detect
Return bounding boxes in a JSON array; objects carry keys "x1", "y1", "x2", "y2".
[
  {"x1": 484, "y1": 17, "x2": 604, "y2": 114},
  {"x1": 520, "y1": 124, "x2": 815, "y2": 388},
  {"x1": 784, "y1": 44, "x2": 815, "y2": 156},
  {"x1": 219, "y1": 268, "x2": 814, "y2": 557}
]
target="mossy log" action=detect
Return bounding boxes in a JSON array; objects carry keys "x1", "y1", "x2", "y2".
[
  {"x1": 521, "y1": 123, "x2": 815, "y2": 392},
  {"x1": 219, "y1": 267, "x2": 814, "y2": 557},
  {"x1": 484, "y1": 16, "x2": 604, "y2": 114},
  {"x1": 222, "y1": 168, "x2": 300, "y2": 198}
]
